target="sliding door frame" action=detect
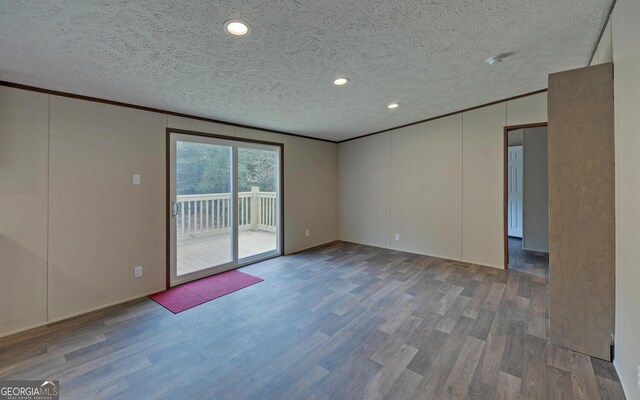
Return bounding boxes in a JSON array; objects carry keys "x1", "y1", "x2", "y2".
[{"x1": 165, "y1": 128, "x2": 284, "y2": 288}]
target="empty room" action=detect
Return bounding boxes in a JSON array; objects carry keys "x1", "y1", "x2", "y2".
[{"x1": 1, "y1": 1, "x2": 638, "y2": 399}]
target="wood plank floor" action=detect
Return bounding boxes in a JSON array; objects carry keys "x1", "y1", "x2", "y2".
[
  {"x1": 0, "y1": 241, "x2": 625, "y2": 399},
  {"x1": 508, "y1": 237, "x2": 549, "y2": 278}
]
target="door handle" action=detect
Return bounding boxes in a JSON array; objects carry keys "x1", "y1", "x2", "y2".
[{"x1": 171, "y1": 201, "x2": 179, "y2": 217}]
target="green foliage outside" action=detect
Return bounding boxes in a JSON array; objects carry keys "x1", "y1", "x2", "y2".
[{"x1": 176, "y1": 142, "x2": 277, "y2": 195}]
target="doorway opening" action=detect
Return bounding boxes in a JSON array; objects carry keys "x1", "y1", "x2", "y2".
[
  {"x1": 167, "y1": 129, "x2": 283, "y2": 288},
  {"x1": 504, "y1": 123, "x2": 549, "y2": 277}
]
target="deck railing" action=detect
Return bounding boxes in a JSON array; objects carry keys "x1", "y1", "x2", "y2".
[{"x1": 176, "y1": 187, "x2": 276, "y2": 236}]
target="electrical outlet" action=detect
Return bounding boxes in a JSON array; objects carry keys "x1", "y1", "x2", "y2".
[
  {"x1": 637, "y1": 365, "x2": 640, "y2": 388},
  {"x1": 134, "y1": 266, "x2": 142, "y2": 278},
  {"x1": 305, "y1": 229, "x2": 310, "y2": 237},
  {"x1": 132, "y1": 174, "x2": 141, "y2": 185},
  {"x1": 395, "y1": 233, "x2": 400, "y2": 241}
]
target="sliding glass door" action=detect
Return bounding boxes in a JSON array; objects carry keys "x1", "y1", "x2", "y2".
[
  {"x1": 238, "y1": 145, "x2": 279, "y2": 260},
  {"x1": 168, "y1": 131, "x2": 281, "y2": 287}
]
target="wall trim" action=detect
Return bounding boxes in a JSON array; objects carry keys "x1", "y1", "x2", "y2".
[
  {"x1": 0, "y1": 80, "x2": 335, "y2": 144},
  {"x1": 1, "y1": 80, "x2": 547, "y2": 145},
  {"x1": 339, "y1": 89, "x2": 548, "y2": 143},
  {"x1": 503, "y1": 122, "x2": 549, "y2": 270}
]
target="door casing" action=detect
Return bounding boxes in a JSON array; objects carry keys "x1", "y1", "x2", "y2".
[{"x1": 503, "y1": 123, "x2": 548, "y2": 270}]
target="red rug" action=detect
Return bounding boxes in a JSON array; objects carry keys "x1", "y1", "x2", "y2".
[{"x1": 149, "y1": 270, "x2": 263, "y2": 313}]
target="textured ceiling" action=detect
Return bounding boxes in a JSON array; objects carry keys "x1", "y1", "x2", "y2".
[{"x1": 0, "y1": 0, "x2": 611, "y2": 141}]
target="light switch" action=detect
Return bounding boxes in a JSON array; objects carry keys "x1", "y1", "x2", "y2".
[{"x1": 132, "y1": 174, "x2": 141, "y2": 185}]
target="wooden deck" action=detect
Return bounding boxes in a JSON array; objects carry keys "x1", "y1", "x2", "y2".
[{"x1": 177, "y1": 230, "x2": 277, "y2": 275}]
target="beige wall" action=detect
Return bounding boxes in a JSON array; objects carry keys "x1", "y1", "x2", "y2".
[
  {"x1": 235, "y1": 127, "x2": 338, "y2": 252},
  {"x1": 507, "y1": 129, "x2": 523, "y2": 146},
  {"x1": 522, "y1": 127, "x2": 549, "y2": 253},
  {"x1": 391, "y1": 115, "x2": 463, "y2": 259},
  {"x1": 0, "y1": 87, "x2": 49, "y2": 334},
  {"x1": 591, "y1": 17, "x2": 613, "y2": 66},
  {"x1": 506, "y1": 93, "x2": 547, "y2": 126},
  {"x1": 610, "y1": 0, "x2": 640, "y2": 397},
  {"x1": 462, "y1": 104, "x2": 508, "y2": 267},
  {"x1": 582, "y1": 2, "x2": 640, "y2": 395},
  {"x1": 48, "y1": 97, "x2": 168, "y2": 319},
  {"x1": 0, "y1": 87, "x2": 338, "y2": 337},
  {"x1": 338, "y1": 133, "x2": 390, "y2": 248},
  {"x1": 338, "y1": 92, "x2": 547, "y2": 268}
]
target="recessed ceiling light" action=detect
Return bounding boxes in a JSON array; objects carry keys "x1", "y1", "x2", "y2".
[
  {"x1": 224, "y1": 20, "x2": 251, "y2": 37},
  {"x1": 387, "y1": 103, "x2": 400, "y2": 109},
  {"x1": 333, "y1": 78, "x2": 349, "y2": 86}
]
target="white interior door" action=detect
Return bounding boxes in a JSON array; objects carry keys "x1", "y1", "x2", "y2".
[
  {"x1": 169, "y1": 132, "x2": 282, "y2": 287},
  {"x1": 508, "y1": 146, "x2": 523, "y2": 238}
]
